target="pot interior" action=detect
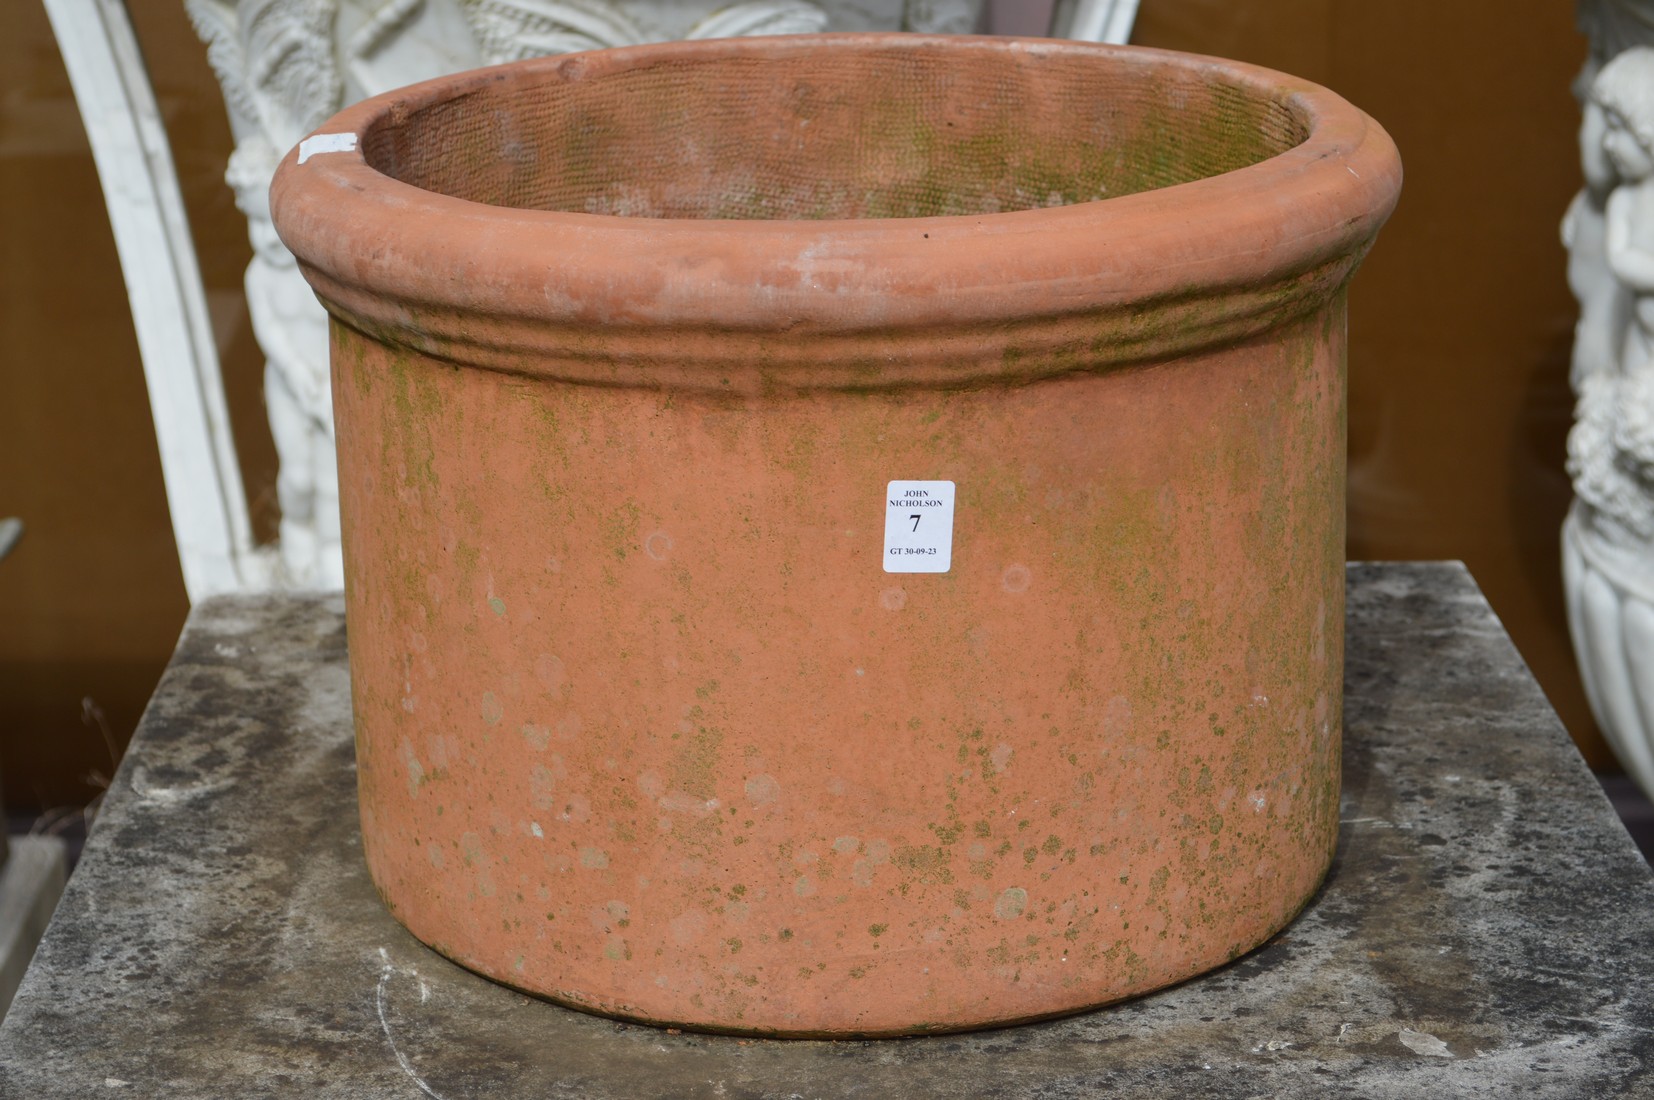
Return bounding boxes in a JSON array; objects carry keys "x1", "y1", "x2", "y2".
[{"x1": 361, "y1": 41, "x2": 1309, "y2": 220}]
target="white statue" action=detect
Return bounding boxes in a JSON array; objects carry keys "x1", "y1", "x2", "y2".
[
  {"x1": 1565, "y1": 40, "x2": 1654, "y2": 797},
  {"x1": 1564, "y1": 80, "x2": 1628, "y2": 389},
  {"x1": 188, "y1": 0, "x2": 350, "y2": 588}
]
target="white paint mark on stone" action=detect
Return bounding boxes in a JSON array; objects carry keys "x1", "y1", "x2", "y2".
[
  {"x1": 376, "y1": 947, "x2": 450, "y2": 1098},
  {"x1": 1399, "y1": 1028, "x2": 1454, "y2": 1058},
  {"x1": 104, "y1": 1080, "x2": 130, "y2": 1088},
  {"x1": 298, "y1": 132, "x2": 358, "y2": 164},
  {"x1": 213, "y1": 643, "x2": 240, "y2": 658}
]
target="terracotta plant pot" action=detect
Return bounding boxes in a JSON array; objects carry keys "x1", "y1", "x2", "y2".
[{"x1": 271, "y1": 33, "x2": 1400, "y2": 1037}]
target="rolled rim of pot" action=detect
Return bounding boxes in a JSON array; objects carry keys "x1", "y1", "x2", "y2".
[{"x1": 270, "y1": 33, "x2": 1402, "y2": 394}]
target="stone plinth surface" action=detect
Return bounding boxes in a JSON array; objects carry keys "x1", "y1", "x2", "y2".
[{"x1": 0, "y1": 563, "x2": 1650, "y2": 1097}]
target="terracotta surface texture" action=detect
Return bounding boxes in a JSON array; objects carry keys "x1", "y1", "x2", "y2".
[{"x1": 270, "y1": 34, "x2": 1401, "y2": 1036}]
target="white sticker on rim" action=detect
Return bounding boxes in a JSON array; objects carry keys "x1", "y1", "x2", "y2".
[
  {"x1": 883, "y1": 480, "x2": 955, "y2": 573},
  {"x1": 297, "y1": 132, "x2": 359, "y2": 164}
]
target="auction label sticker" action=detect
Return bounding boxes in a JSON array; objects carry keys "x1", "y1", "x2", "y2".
[{"x1": 884, "y1": 480, "x2": 955, "y2": 573}]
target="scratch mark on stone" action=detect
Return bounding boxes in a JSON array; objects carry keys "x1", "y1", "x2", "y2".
[
  {"x1": 1340, "y1": 817, "x2": 1414, "y2": 830},
  {"x1": 129, "y1": 767, "x2": 224, "y2": 803},
  {"x1": 1399, "y1": 1027, "x2": 1453, "y2": 1058},
  {"x1": 377, "y1": 947, "x2": 448, "y2": 1098}
]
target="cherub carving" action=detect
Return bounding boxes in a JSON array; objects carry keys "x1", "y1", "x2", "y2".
[{"x1": 1569, "y1": 46, "x2": 1654, "y2": 541}]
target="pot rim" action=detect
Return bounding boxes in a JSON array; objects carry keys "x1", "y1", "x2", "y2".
[{"x1": 271, "y1": 34, "x2": 1401, "y2": 390}]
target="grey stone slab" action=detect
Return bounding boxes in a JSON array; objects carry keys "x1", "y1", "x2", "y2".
[{"x1": 0, "y1": 563, "x2": 1650, "y2": 1098}]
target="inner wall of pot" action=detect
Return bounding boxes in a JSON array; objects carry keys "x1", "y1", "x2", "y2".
[{"x1": 361, "y1": 44, "x2": 1309, "y2": 220}]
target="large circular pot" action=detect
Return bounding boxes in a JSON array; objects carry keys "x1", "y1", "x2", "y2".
[{"x1": 271, "y1": 33, "x2": 1400, "y2": 1036}]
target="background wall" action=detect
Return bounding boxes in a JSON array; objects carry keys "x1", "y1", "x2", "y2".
[
  {"x1": 1129, "y1": 3, "x2": 1598, "y2": 771},
  {"x1": 0, "y1": 0, "x2": 274, "y2": 814},
  {"x1": 0, "y1": 1, "x2": 1601, "y2": 820}
]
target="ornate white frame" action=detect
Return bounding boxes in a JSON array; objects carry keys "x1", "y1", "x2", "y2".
[{"x1": 43, "y1": 0, "x2": 269, "y2": 600}]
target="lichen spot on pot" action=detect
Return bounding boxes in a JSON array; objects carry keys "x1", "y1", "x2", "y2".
[{"x1": 744, "y1": 774, "x2": 781, "y2": 806}]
